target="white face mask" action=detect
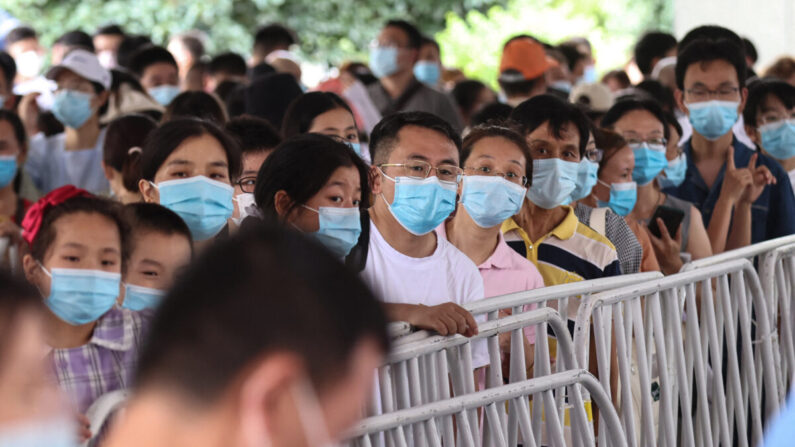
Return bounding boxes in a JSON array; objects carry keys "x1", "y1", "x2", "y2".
[
  {"x1": 97, "y1": 50, "x2": 117, "y2": 69},
  {"x1": 15, "y1": 50, "x2": 43, "y2": 79},
  {"x1": 232, "y1": 193, "x2": 260, "y2": 225}
]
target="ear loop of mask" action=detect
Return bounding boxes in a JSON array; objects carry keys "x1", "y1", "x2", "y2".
[
  {"x1": 34, "y1": 261, "x2": 51, "y2": 298},
  {"x1": 377, "y1": 167, "x2": 396, "y2": 208}
]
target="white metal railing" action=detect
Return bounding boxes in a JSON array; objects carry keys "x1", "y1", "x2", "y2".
[
  {"x1": 573, "y1": 259, "x2": 782, "y2": 447},
  {"x1": 347, "y1": 370, "x2": 628, "y2": 447}
]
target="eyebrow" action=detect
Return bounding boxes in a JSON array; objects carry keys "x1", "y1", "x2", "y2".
[
  {"x1": 61, "y1": 242, "x2": 87, "y2": 250},
  {"x1": 139, "y1": 259, "x2": 164, "y2": 269},
  {"x1": 242, "y1": 170, "x2": 259, "y2": 176},
  {"x1": 166, "y1": 159, "x2": 193, "y2": 167},
  {"x1": 208, "y1": 161, "x2": 229, "y2": 168},
  {"x1": 101, "y1": 247, "x2": 121, "y2": 255}
]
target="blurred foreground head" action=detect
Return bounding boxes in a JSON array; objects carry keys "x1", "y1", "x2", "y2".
[{"x1": 108, "y1": 222, "x2": 390, "y2": 447}]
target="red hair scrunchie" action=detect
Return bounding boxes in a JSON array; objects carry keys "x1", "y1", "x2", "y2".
[{"x1": 21, "y1": 185, "x2": 92, "y2": 246}]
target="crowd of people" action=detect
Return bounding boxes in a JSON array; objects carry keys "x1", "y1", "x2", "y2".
[{"x1": 0, "y1": 14, "x2": 794, "y2": 447}]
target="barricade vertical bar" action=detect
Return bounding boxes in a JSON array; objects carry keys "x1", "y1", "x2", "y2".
[
  {"x1": 407, "y1": 357, "x2": 426, "y2": 447},
  {"x1": 684, "y1": 281, "x2": 715, "y2": 446},
  {"x1": 703, "y1": 275, "x2": 741, "y2": 447},
  {"x1": 613, "y1": 300, "x2": 638, "y2": 446},
  {"x1": 649, "y1": 291, "x2": 676, "y2": 447},
  {"x1": 485, "y1": 403, "x2": 508, "y2": 447},
  {"x1": 629, "y1": 298, "x2": 656, "y2": 447}
]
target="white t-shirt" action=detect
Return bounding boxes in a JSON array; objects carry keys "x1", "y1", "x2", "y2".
[
  {"x1": 362, "y1": 220, "x2": 488, "y2": 367},
  {"x1": 25, "y1": 128, "x2": 110, "y2": 194}
]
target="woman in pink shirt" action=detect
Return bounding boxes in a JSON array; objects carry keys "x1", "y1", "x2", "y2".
[{"x1": 436, "y1": 124, "x2": 544, "y2": 381}]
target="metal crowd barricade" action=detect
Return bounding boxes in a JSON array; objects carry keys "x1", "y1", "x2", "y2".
[
  {"x1": 759, "y1": 242, "x2": 795, "y2": 397},
  {"x1": 391, "y1": 273, "x2": 663, "y2": 349},
  {"x1": 573, "y1": 259, "x2": 781, "y2": 447},
  {"x1": 681, "y1": 235, "x2": 795, "y2": 272},
  {"x1": 371, "y1": 308, "x2": 594, "y2": 447},
  {"x1": 347, "y1": 370, "x2": 628, "y2": 447}
]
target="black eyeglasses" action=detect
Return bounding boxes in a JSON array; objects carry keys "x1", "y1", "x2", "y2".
[{"x1": 237, "y1": 176, "x2": 256, "y2": 193}]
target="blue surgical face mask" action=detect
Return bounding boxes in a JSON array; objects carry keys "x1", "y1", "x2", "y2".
[
  {"x1": 413, "y1": 61, "x2": 440, "y2": 85},
  {"x1": 0, "y1": 155, "x2": 18, "y2": 188},
  {"x1": 52, "y1": 89, "x2": 94, "y2": 129},
  {"x1": 380, "y1": 173, "x2": 457, "y2": 236},
  {"x1": 461, "y1": 175, "x2": 526, "y2": 228},
  {"x1": 369, "y1": 46, "x2": 400, "y2": 78},
  {"x1": 687, "y1": 100, "x2": 739, "y2": 140},
  {"x1": 760, "y1": 119, "x2": 795, "y2": 160},
  {"x1": 122, "y1": 283, "x2": 165, "y2": 311},
  {"x1": 0, "y1": 417, "x2": 77, "y2": 447},
  {"x1": 526, "y1": 158, "x2": 579, "y2": 209},
  {"x1": 658, "y1": 153, "x2": 687, "y2": 189},
  {"x1": 302, "y1": 205, "x2": 361, "y2": 258},
  {"x1": 580, "y1": 65, "x2": 597, "y2": 84},
  {"x1": 631, "y1": 143, "x2": 668, "y2": 185},
  {"x1": 154, "y1": 176, "x2": 234, "y2": 241},
  {"x1": 550, "y1": 80, "x2": 573, "y2": 93},
  {"x1": 39, "y1": 265, "x2": 121, "y2": 325},
  {"x1": 596, "y1": 180, "x2": 637, "y2": 217},
  {"x1": 569, "y1": 159, "x2": 599, "y2": 202},
  {"x1": 148, "y1": 85, "x2": 181, "y2": 106}
]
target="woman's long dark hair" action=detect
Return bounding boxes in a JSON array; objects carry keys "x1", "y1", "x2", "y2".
[{"x1": 254, "y1": 133, "x2": 370, "y2": 221}]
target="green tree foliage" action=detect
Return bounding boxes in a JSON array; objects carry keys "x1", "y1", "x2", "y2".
[
  {"x1": 0, "y1": 0, "x2": 671, "y2": 83},
  {"x1": 0, "y1": 0, "x2": 498, "y2": 64},
  {"x1": 436, "y1": 0, "x2": 673, "y2": 88}
]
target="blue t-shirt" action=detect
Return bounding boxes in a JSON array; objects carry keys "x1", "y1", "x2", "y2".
[{"x1": 663, "y1": 138, "x2": 795, "y2": 244}]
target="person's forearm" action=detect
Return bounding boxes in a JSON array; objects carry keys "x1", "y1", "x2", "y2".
[
  {"x1": 707, "y1": 196, "x2": 734, "y2": 254},
  {"x1": 726, "y1": 201, "x2": 752, "y2": 251},
  {"x1": 384, "y1": 302, "x2": 419, "y2": 323}
]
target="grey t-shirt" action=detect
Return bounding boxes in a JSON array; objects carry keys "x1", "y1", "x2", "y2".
[{"x1": 366, "y1": 79, "x2": 463, "y2": 133}]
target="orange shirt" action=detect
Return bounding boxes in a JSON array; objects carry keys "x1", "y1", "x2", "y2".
[{"x1": 626, "y1": 218, "x2": 660, "y2": 272}]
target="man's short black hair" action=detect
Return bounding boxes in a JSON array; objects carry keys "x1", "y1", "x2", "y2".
[
  {"x1": 420, "y1": 35, "x2": 440, "y2": 53},
  {"x1": 135, "y1": 222, "x2": 390, "y2": 403},
  {"x1": 678, "y1": 25, "x2": 744, "y2": 57},
  {"x1": 0, "y1": 52, "x2": 16, "y2": 86},
  {"x1": 5, "y1": 26, "x2": 36, "y2": 46},
  {"x1": 94, "y1": 24, "x2": 125, "y2": 37},
  {"x1": 254, "y1": 23, "x2": 296, "y2": 53},
  {"x1": 509, "y1": 94, "x2": 590, "y2": 157},
  {"x1": 743, "y1": 79, "x2": 795, "y2": 126},
  {"x1": 225, "y1": 115, "x2": 282, "y2": 155},
  {"x1": 55, "y1": 30, "x2": 94, "y2": 52},
  {"x1": 743, "y1": 37, "x2": 758, "y2": 64},
  {"x1": 675, "y1": 38, "x2": 747, "y2": 90},
  {"x1": 634, "y1": 31, "x2": 677, "y2": 75},
  {"x1": 601, "y1": 97, "x2": 671, "y2": 141},
  {"x1": 208, "y1": 52, "x2": 247, "y2": 77},
  {"x1": 370, "y1": 111, "x2": 462, "y2": 165},
  {"x1": 498, "y1": 73, "x2": 544, "y2": 98},
  {"x1": 116, "y1": 35, "x2": 153, "y2": 70},
  {"x1": 384, "y1": 19, "x2": 422, "y2": 50},
  {"x1": 129, "y1": 45, "x2": 178, "y2": 78},
  {"x1": 557, "y1": 43, "x2": 587, "y2": 72}
]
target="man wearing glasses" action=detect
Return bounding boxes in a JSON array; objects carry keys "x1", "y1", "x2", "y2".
[
  {"x1": 363, "y1": 111, "x2": 487, "y2": 367},
  {"x1": 667, "y1": 35, "x2": 795, "y2": 246}
]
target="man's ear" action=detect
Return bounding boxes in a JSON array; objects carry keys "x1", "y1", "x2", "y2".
[
  {"x1": 238, "y1": 353, "x2": 302, "y2": 447},
  {"x1": 370, "y1": 166, "x2": 383, "y2": 195},
  {"x1": 674, "y1": 88, "x2": 688, "y2": 115},
  {"x1": 94, "y1": 89, "x2": 110, "y2": 110},
  {"x1": 139, "y1": 179, "x2": 159, "y2": 203},
  {"x1": 739, "y1": 86, "x2": 749, "y2": 115}
]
